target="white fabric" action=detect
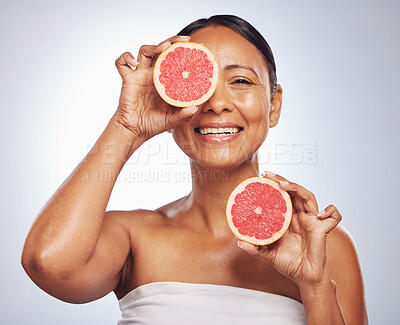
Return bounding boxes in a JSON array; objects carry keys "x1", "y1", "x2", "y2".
[{"x1": 118, "y1": 281, "x2": 307, "y2": 325}]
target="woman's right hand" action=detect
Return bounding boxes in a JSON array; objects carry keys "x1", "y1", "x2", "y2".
[{"x1": 113, "y1": 35, "x2": 198, "y2": 141}]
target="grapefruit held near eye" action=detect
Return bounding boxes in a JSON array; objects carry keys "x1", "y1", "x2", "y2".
[
  {"x1": 153, "y1": 42, "x2": 219, "y2": 107},
  {"x1": 226, "y1": 176, "x2": 292, "y2": 245}
]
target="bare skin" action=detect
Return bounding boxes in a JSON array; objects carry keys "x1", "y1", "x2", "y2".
[{"x1": 21, "y1": 26, "x2": 368, "y2": 324}]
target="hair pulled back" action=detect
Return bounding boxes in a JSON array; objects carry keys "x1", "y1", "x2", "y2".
[{"x1": 177, "y1": 14, "x2": 277, "y2": 95}]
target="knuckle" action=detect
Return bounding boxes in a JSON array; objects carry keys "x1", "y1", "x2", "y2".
[
  {"x1": 139, "y1": 45, "x2": 147, "y2": 52},
  {"x1": 328, "y1": 204, "x2": 336, "y2": 211},
  {"x1": 302, "y1": 188, "x2": 316, "y2": 200},
  {"x1": 158, "y1": 39, "x2": 170, "y2": 46},
  {"x1": 308, "y1": 192, "x2": 317, "y2": 203},
  {"x1": 302, "y1": 189, "x2": 315, "y2": 202},
  {"x1": 115, "y1": 52, "x2": 128, "y2": 65},
  {"x1": 140, "y1": 45, "x2": 153, "y2": 53}
]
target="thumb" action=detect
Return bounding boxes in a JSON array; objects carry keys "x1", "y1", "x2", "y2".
[
  {"x1": 237, "y1": 241, "x2": 275, "y2": 264},
  {"x1": 165, "y1": 106, "x2": 199, "y2": 129},
  {"x1": 237, "y1": 241, "x2": 259, "y2": 255}
]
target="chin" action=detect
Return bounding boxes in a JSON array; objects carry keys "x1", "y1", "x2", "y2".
[{"x1": 191, "y1": 152, "x2": 257, "y2": 172}]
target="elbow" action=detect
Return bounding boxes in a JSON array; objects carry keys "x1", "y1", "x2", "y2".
[
  {"x1": 21, "y1": 245, "x2": 70, "y2": 283},
  {"x1": 21, "y1": 250, "x2": 102, "y2": 304},
  {"x1": 21, "y1": 247, "x2": 80, "y2": 302},
  {"x1": 21, "y1": 243, "x2": 38, "y2": 277},
  {"x1": 21, "y1": 247, "x2": 51, "y2": 281}
]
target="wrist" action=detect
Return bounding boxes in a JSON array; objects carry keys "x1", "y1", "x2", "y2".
[
  {"x1": 112, "y1": 108, "x2": 151, "y2": 142},
  {"x1": 299, "y1": 276, "x2": 345, "y2": 325},
  {"x1": 93, "y1": 115, "x2": 145, "y2": 164},
  {"x1": 299, "y1": 276, "x2": 337, "y2": 299}
]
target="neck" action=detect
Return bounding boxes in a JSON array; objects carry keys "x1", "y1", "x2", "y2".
[{"x1": 187, "y1": 154, "x2": 260, "y2": 238}]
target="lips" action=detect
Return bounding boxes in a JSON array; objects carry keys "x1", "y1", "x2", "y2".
[{"x1": 194, "y1": 122, "x2": 243, "y2": 143}]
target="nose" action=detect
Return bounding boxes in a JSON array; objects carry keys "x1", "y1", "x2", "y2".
[{"x1": 200, "y1": 81, "x2": 234, "y2": 114}]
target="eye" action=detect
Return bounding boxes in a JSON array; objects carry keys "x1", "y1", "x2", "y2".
[{"x1": 233, "y1": 79, "x2": 254, "y2": 85}]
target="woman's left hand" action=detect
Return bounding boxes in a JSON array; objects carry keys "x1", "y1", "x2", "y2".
[{"x1": 237, "y1": 172, "x2": 342, "y2": 287}]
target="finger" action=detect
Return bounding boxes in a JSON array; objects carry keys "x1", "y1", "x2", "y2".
[
  {"x1": 237, "y1": 240, "x2": 259, "y2": 255},
  {"x1": 278, "y1": 181, "x2": 319, "y2": 214},
  {"x1": 164, "y1": 106, "x2": 199, "y2": 129},
  {"x1": 317, "y1": 204, "x2": 342, "y2": 234},
  {"x1": 261, "y1": 170, "x2": 288, "y2": 182},
  {"x1": 317, "y1": 204, "x2": 342, "y2": 220},
  {"x1": 162, "y1": 34, "x2": 191, "y2": 45},
  {"x1": 115, "y1": 52, "x2": 139, "y2": 79},
  {"x1": 261, "y1": 172, "x2": 304, "y2": 213},
  {"x1": 237, "y1": 241, "x2": 275, "y2": 265},
  {"x1": 137, "y1": 35, "x2": 191, "y2": 68}
]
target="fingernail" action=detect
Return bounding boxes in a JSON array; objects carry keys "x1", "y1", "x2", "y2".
[
  {"x1": 131, "y1": 58, "x2": 139, "y2": 65},
  {"x1": 237, "y1": 241, "x2": 259, "y2": 255},
  {"x1": 317, "y1": 209, "x2": 326, "y2": 217},
  {"x1": 187, "y1": 106, "x2": 198, "y2": 114},
  {"x1": 237, "y1": 241, "x2": 249, "y2": 249},
  {"x1": 181, "y1": 35, "x2": 191, "y2": 39},
  {"x1": 279, "y1": 180, "x2": 289, "y2": 185},
  {"x1": 160, "y1": 41, "x2": 171, "y2": 48},
  {"x1": 266, "y1": 171, "x2": 276, "y2": 176}
]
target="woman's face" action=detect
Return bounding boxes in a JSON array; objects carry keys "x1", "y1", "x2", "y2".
[{"x1": 171, "y1": 25, "x2": 282, "y2": 170}]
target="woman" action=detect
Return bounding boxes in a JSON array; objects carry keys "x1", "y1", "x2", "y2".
[{"x1": 21, "y1": 15, "x2": 368, "y2": 324}]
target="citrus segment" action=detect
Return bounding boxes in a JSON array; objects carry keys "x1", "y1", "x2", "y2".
[
  {"x1": 226, "y1": 177, "x2": 292, "y2": 245},
  {"x1": 153, "y1": 42, "x2": 218, "y2": 107}
]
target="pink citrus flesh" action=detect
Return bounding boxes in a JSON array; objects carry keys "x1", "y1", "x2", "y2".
[
  {"x1": 226, "y1": 177, "x2": 292, "y2": 245},
  {"x1": 153, "y1": 42, "x2": 218, "y2": 107}
]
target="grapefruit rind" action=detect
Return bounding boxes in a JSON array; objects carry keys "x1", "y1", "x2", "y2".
[
  {"x1": 153, "y1": 42, "x2": 219, "y2": 108},
  {"x1": 226, "y1": 177, "x2": 292, "y2": 245}
]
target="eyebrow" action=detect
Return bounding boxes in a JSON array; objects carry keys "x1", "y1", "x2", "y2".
[{"x1": 224, "y1": 64, "x2": 259, "y2": 78}]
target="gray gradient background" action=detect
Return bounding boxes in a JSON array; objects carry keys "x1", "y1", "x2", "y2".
[{"x1": 1, "y1": 0, "x2": 399, "y2": 324}]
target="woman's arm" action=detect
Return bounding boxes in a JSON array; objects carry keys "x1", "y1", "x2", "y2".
[
  {"x1": 21, "y1": 34, "x2": 196, "y2": 303},
  {"x1": 21, "y1": 116, "x2": 142, "y2": 303},
  {"x1": 298, "y1": 225, "x2": 367, "y2": 324},
  {"x1": 328, "y1": 226, "x2": 368, "y2": 323},
  {"x1": 299, "y1": 277, "x2": 345, "y2": 324},
  {"x1": 237, "y1": 173, "x2": 368, "y2": 324}
]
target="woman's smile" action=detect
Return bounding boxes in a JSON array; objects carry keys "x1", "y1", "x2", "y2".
[{"x1": 194, "y1": 122, "x2": 244, "y2": 143}]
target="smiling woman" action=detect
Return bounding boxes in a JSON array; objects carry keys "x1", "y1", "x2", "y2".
[
  {"x1": 172, "y1": 24, "x2": 273, "y2": 170},
  {"x1": 21, "y1": 14, "x2": 368, "y2": 325}
]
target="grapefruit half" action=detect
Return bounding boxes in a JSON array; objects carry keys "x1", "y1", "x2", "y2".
[
  {"x1": 226, "y1": 177, "x2": 292, "y2": 245},
  {"x1": 153, "y1": 42, "x2": 218, "y2": 107}
]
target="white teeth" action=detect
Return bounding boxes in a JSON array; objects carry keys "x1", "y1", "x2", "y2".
[{"x1": 198, "y1": 127, "x2": 240, "y2": 135}]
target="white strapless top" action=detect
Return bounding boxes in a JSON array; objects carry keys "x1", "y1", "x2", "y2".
[{"x1": 118, "y1": 281, "x2": 306, "y2": 325}]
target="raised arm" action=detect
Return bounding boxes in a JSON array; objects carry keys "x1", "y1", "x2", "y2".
[{"x1": 21, "y1": 35, "x2": 197, "y2": 303}]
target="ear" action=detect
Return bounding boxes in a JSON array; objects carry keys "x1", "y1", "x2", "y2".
[{"x1": 269, "y1": 84, "x2": 283, "y2": 128}]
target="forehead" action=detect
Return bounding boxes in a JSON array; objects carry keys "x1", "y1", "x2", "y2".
[{"x1": 189, "y1": 25, "x2": 269, "y2": 82}]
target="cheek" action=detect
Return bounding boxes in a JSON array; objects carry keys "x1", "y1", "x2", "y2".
[
  {"x1": 232, "y1": 90, "x2": 270, "y2": 150},
  {"x1": 231, "y1": 89, "x2": 269, "y2": 123}
]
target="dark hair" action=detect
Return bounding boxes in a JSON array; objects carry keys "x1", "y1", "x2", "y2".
[{"x1": 177, "y1": 14, "x2": 277, "y2": 95}]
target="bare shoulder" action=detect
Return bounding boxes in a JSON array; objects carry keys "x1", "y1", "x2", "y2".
[
  {"x1": 327, "y1": 224, "x2": 361, "y2": 272},
  {"x1": 105, "y1": 195, "x2": 188, "y2": 244},
  {"x1": 105, "y1": 208, "x2": 164, "y2": 227},
  {"x1": 327, "y1": 225, "x2": 368, "y2": 324},
  {"x1": 106, "y1": 195, "x2": 187, "y2": 227},
  {"x1": 106, "y1": 197, "x2": 188, "y2": 298}
]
